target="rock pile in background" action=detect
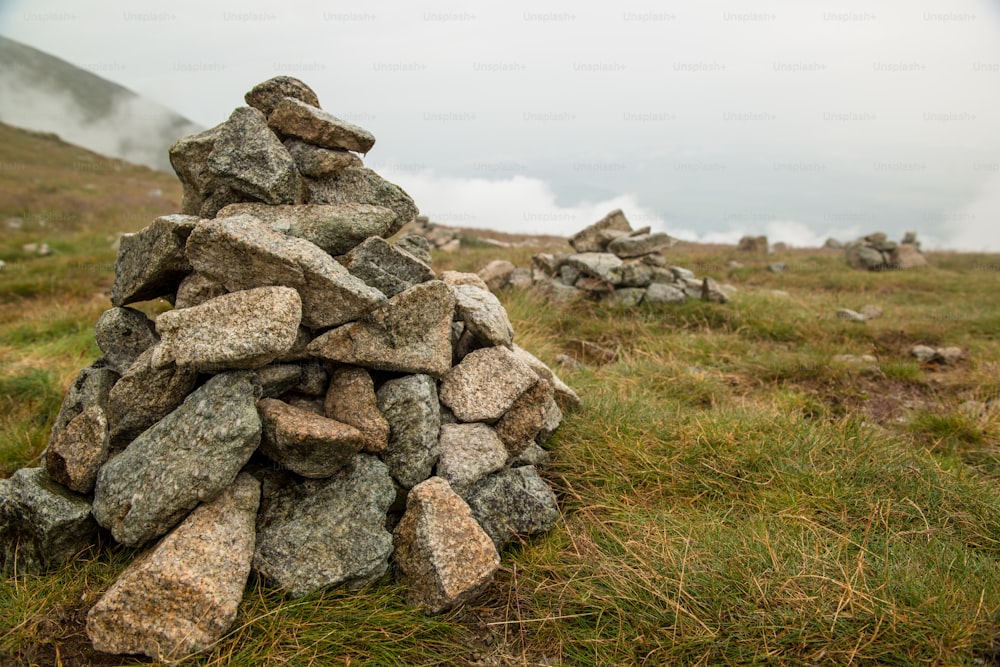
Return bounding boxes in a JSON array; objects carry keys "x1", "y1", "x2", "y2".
[
  {"x1": 0, "y1": 77, "x2": 578, "y2": 662},
  {"x1": 846, "y1": 231, "x2": 927, "y2": 271},
  {"x1": 408, "y1": 214, "x2": 461, "y2": 252},
  {"x1": 530, "y1": 209, "x2": 732, "y2": 305},
  {"x1": 737, "y1": 235, "x2": 769, "y2": 254}
]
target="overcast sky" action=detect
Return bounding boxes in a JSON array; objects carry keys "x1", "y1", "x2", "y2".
[{"x1": 2, "y1": 0, "x2": 999, "y2": 249}]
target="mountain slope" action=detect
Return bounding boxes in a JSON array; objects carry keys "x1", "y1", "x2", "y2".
[{"x1": 0, "y1": 35, "x2": 202, "y2": 172}]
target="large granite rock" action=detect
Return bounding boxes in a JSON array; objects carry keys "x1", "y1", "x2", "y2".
[
  {"x1": 450, "y1": 284, "x2": 514, "y2": 349},
  {"x1": 217, "y1": 202, "x2": 397, "y2": 256},
  {"x1": 207, "y1": 106, "x2": 301, "y2": 206},
  {"x1": 564, "y1": 253, "x2": 624, "y2": 284},
  {"x1": 44, "y1": 406, "x2": 109, "y2": 494},
  {"x1": 284, "y1": 139, "x2": 362, "y2": 179},
  {"x1": 436, "y1": 423, "x2": 507, "y2": 495},
  {"x1": 377, "y1": 374, "x2": 440, "y2": 489},
  {"x1": 323, "y1": 366, "x2": 389, "y2": 453},
  {"x1": 93, "y1": 372, "x2": 262, "y2": 547},
  {"x1": 307, "y1": 281, "x2": 455, "y2": 377},
  {"x1": 110, "y1": 214, "x2": 197, "y2": 306},
  {"x1": 87, "y1": 474, "x2": 260, "y2": 662},
  {"x1": 185, "y1": 214, "x2": 386, "y2": 329},
  {"x1": 342, "y1": 236, "x2": 435, "y2": 298},
  {"x1": 0, "y1": 467, "x2": 97, "y2": 574},
  {"x1": 169, "y1": 125, "x2": 223, "y2": 216},
  {"x1": 393, "y1": 477, "x2": 500, "y2": 615},
  {"x1": 306, "y1": 166, "x2": 418, "y2": 234},
  {"x1": 154, "y1": 287, "x2": 302, "y2": 371},
  {"x1": 93, "y1": 307, "x2": 158, "y2": 375},
  {"x1": 257, "y1": 398, "x2": 363, "y2": 478},
  {"x1": 245, "y1": 76, "x2": 321, "y2": 116},
  {"x1": 569, "y1": 209, "x2": 632, "y2": 253},
  {"x1": 464, "y1": 466, "x2": 559, "y2": 550},
  {"x1": 440, "y1": 346, "x2": 538, "y2": 422},
  {"x1": 268, "y1": 97, "x2": 376, "y2": 154},
  {"x1": 48, "y1": 363, "x2": 118, "y2": 446},
  {"x1": 253, "y1": 455, "x2": 395, "y2": 597}
]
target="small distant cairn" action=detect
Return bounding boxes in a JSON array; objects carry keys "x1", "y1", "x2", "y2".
[
  {"x1": 529, "y1": 209, "x2": 732, "y2": 305},
  {"x1": 408, "y1": 214, "x2": 461, "y2": 252},
  {"x1": 845, "y1": 231, "x2": 927, "y2": 270},
  {"x1": 737, "y1": 235, "x2": 769, "y2": 254},
  {"x1": 0, "y1": 77, "x2": 578, "y2": 662}
]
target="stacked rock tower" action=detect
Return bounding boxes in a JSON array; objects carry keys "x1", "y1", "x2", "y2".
[{"x1": 0, "y1": 77, "x2": 578, "y2": 662}]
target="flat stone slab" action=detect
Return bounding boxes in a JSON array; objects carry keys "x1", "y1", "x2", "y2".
[
  {"x1": 93, "y1": 372, "x2": 262, "y2": 547},
  {"x1": 269, "y1": 97, "x2": 376, "y2": 154},
  {"x1": 258, "y1": 398, "x2": 363, "y2": 478},
  {"x1": 305, "y1": 166, "x2": 418, "y2": 235},
  {"x1": 0, "y1": 467, "x2": 97, "y2": 575},
  {"x1": 254, "y1": 454, "x2": 395, "y2": 598},
  {"x1": 186, "y1": 214, "x2": 386, "y2": 329},
  {"x1": 87, "y1": 474, "x2": 260, "y2": 662},
  {"x1": 440, "y1": 346, "x2": 538, "y2": 422},
  {"x1": 564, "y1": 253, "x2": 624, "y2": 284},
  {"x1": 217, "y1": 202, "x2": 397, "y2": 256},
  {"x1": 245, "y1": 76, "x2": 321, "y2": 115},
  {"x1": 154, "y1": 286, "x2": 302, "y2": 371},
  {"x1": 607, "y1": 232, "x2": 674, "y2": 258},
  {"x1": 393, "y1": 477, "x2": 500, "y2": 615},
  {"x1": 284, "y1": 139, "x2": 362, "y2": 179},
  {"x1": 307, "y1": 281, "x2": 455, "y2": 378}
]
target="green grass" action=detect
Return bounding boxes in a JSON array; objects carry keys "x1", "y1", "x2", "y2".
[{"x1": 4, "y1": 124, "x2": 1000, "y2": 664}]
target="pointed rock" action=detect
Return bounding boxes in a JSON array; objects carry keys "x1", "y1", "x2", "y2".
[
  {"x1": 87, "y1": 474, "x2": 260, "y2": 662},
  {"x1": 306, "y1": 166, "x2": 417, "y2": 234},
  {"x1": 495, "y1": 379, "x2": 552, "y2": 456},
  {"x1": 324, "y1": 367, "x2": 389, "y2": 453},
  {"x1": 342, "y1": 236, "x2": 435, "y2": 297},
  {"x1": 377, "y1": 375, "x2": 440, "y2": 489},
  {"x1": 0, "y1": 468, "x2": 97, "y2": 574},
  {"x1": 48, "y1": 363, "x2": 118, "y2": 447},
  {"x1": 440, "y1": 346, "x2": 538, "y2": 422},
  {"x1": 569, "y1": 209, "x2": 632, "y2": 253},
  {"x1": 45, "y1": 406, "x2": 109, "y2": 494},
  {"x1": 94, "y1": 307, "x2": 158, "y2": 375},
  {"x1": 393, "y1": 477, "x2": 500, "y2": 615},
  {"x1": 186, "y1": 215, "x2": 386, "y2": 329},
  {"x1": 510, "y1": 344, "x2": 581, "y2": 412},
  {"x1": 269, "y1": 97, "x2": 376, "y2": 154},
  {"x1": 465, "y1": 466, "x2": 559, "y2": 550},
  {"x1": 257, "y1": 398, "x2": 363, "y2": 478},
  {"x1": 307, "y1": 281, "x2": 455, "y2": 377},
  {"x1": 110, "y1": 215, "x2": 197, "y2": 306},
  {"x1": 254, "y1": 455, "x2": 395, "y2": 597},
  {"x1": 437, "y1": 423, "x2": 507, "y2": 495},
  {"x1": 449, "y1": 283, "x2": 515, "y2": 348},
  {"x1": 154, "y1": 287, "x2": 302, "y2": 371},
  {"x1": 245, "y1": 76, "x2": 321, "y2": 115},
  {"x1": 94, "y1": 372, "x2": 262, "y2": 547}
]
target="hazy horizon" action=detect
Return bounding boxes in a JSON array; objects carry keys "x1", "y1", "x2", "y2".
[{"x1": 2, "y1": 0, "x2": 998, "y2": 249}]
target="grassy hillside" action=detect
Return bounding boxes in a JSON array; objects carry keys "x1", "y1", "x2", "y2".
[{"x1": 2, "y1": 129, "x2": 1000, "y2": 665}]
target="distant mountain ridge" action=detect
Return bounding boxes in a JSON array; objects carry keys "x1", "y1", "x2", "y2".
[{"x1": 0, "y1": 35, "x2": 202, "y2": 172}]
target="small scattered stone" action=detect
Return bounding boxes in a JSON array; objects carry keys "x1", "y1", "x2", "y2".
[
  {"x1": 768, "y1": 262, "x2": 788, "y2": 273},
  {"x1": 836, "y1": 308, "x2": 867, "y2": 323},
  {"x1": 737, "y1": 235, "x2": 769, "y2": 253},
  {"x1": 860, "y1": 304, "x2": 883, "y2": 320}
]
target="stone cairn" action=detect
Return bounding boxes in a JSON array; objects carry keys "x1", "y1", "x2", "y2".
[
  {"x1": 407, "y1": 214, "x2": 461, "y2": 252},
  {"x1": 0, "y1": 77, "x2": 579, "y2": 662},
  {"x1": 845, "y1": 231, "x2": 927, "y2": 270},
  {"x1": 529, "y1": 209, "x2": 732, "y2": 305}
]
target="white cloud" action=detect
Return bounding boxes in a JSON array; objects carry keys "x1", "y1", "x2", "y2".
[{"x1": 938, "y1": 173, "x2": 1000, "y2": 251}]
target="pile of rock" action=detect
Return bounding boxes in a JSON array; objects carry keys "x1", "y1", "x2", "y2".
[
  {"x1": 0, "y1": 77, "x2": 578, "y2": 662},
  {"x1": 530, "y1": 210, "x2": 731, "y2": 305},
  {"x1": 737, "y1": 235, "x2": 769, "y2": 254},
  {"x1": 407, "y1": 215, "x2": 461, "y2": 252},
  {"x1": 845, "y1": 231, "x2": 927, "y2": 270}
]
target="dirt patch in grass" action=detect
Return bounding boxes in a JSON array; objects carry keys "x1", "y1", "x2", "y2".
[{"x1": 5, "y1": 603, "x2": 148, "y2": 667}]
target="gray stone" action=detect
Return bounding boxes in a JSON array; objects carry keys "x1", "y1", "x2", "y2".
[
  {"x1": 307, "y1": 281, "x2": 455, "y2": 378},
  {"x1": 254, "y1": 364, "x2": 303, "y2": 398},
  {"x1": 495, "y1": 380, "x2": 552, "y2": 456},
  {"x1": 603, "y1": 288, "x2": 646, "y2": 308},
  {"x1": 450, "y1": 284, "x2": 515, "y2": 348},
  {"x1": 48, "y1": 363, "x2": 119, "y2": 446},
  {"x1": 169, "y1": 125, "x2": 223, "y2": 216},
  {"x1": 0, "y1": 467, "x2": 97, "y2": 575},
  {"x1": 701, "y1": 277, "x2": 730, "y2": 304},
  {"x1": 45, "y1": 406, "x2": 109, "y2": 494},
  {"x1": 737, "y1": 235, "x2": 769, "y2": 253},
  {"x1": 342, "y1": 236, "x2": 435, "y2": 298},
  {"x1": 440, "y1": 346, "x2": 538, "y2": 423},
  {"x1": 890, "y1": 244, "x2": 928, "y2": 270},
  {"x1": 564, "y1": 253, "x2": 624, "y2": 284},
  {"x1": 860, "y1": 304, "x2": 883, "y2": 320},
  {"x1": 537, "y1": 391, "x2": 563, "y2": 445},
  {"x1": 768, "y1": 262, "x2": 788, "y2": 274},
  {"x1": 392, "y1": 477, "x2": 500, "y2": 615},
  {"x1": 245, "y1": 76, "x2": 321, "y2": 116},
  {"x1": 436, "y1": 423, "x2": 507, "y2": 495},
  {"x1": 535, "y1": 279, "x2": 583, "y2": 304},
  {"x1": 618, "y1": 261, "x2": 654, "y2": 288},
  {"x1": 510, "y1": 344, "x2": 582, "y2": 412},
  {"x1": 86, "y1": 474, "x2": 260, "y2": 662},
  {"x1": 174, "y1": 272, "x2": 227, "y2": 309},
  {"x1": 394, "y1": 234, "x2": 433, "y2": 265},
  {"x1": 269, "y1": 98, "x2": 376, "y2": 154},
  {"x1": 207, "y1": 106, "x2": 301, "y2": 206},
  {"x1": 306, "y1": 166, "x2": 418, "y2": 234},
  {"x1": 465, "y1": 466, "x2": 559, "y2": 550},
  {"x1": 257, "y1": 398, "x2": 363, "y2": 478},
  {"x1": 254, "y1": 454, "x2": 395, "y2": 597},
  {"x1": 836, "y1": 308, "x2": 867, "y2": 323},
  {"x1": 216, "y1": 202, "x2": 397, "y2": 256},
  {"x1": 575, "y1": 275, "x2": 615, "y2": 295},
  {"x1": 154, "y1": 287, "x2": 302, "y2": 371},
  {"x1": 607, "y1": 232, "x2": 674, "y2": 258},
  {"x1": 284, "y1": 139, "x2": 362, "y2": 179},
  {"x1": 295, "y1": 361, "x2": 328, "y2": 396},
  {"x1": 510, "y1": 268, "x2": 533, "y2": 289},
  {"x1": 846, "y1": 244, "x2": 886, "y2": 271},
  {"x1": 440, "y1": 270, "x2": 490, "y2": 291},
  {"x1": 824, "y1": 238, "x2": 844, "y2": 249},
  {"x1": 644, "y1": 283, "x2": 687, "y2": 305},
  {"x1": 478, "y1": 260, "x2": 516, "y2": 292},
  {"x1": 94, "y1": 307, "x2": 159, "y2": 376},
  {"x1": 105, "y1": 346, "x2": 198, "y2": 446},
  {"x1": 531, "y1": 253, "x2": 561, "y2": 278},
  {"x1": 111, "y1": 215, "x2": 196, "y2": 306},
  {"x1": 569, "y1": 209, "x2": 632, "y2": 253},
  {"x1": 511, "y1": 443, "x2": 551, "y2": 468},
  {"x1": 911, "y1": 345, "x2": 937, "y2": 362},
  {"x1": 185, "y1": 215, "x2": 386, "y2": 329},
  {"x1": 93, "y1": 372, "x2": 262, "y2": 547},
  {"x1": 377, "y1": 375, "x2": 440, "y2": 489},
  {"x1": 324, "y1": 366, "x2": 389, "y2": 453},
  {"x1": 670, "y1": 266, "x2": 695, "y2": 281}
]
